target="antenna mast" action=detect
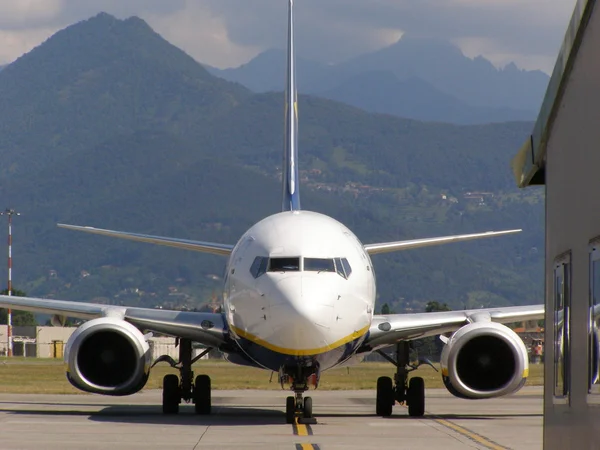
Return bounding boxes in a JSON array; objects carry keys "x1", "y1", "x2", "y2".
[{"x1": 1, "y1": 208, "x2": 20, "y2": 357}]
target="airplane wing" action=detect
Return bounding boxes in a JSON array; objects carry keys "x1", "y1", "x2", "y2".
[
  {"x1": 57, "y1": 224, "x2": 234, "y2": 256},
  {"x1": 0, "y1": 295, "x2": 230, "y2": 349},
  {"x1": 361, "y1": 304, "x2": 544, "y2": 351},
  {"x1": 363, "y1": 229, "x2": 521, "y2": 255}
]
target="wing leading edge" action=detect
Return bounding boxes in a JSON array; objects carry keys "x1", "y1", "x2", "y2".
[
  {"x1": 0, "y1": 294, "x2": 229, "y2": 348},
  {"x1": 363, "y1": 229, "x2": 521, "y2": 255},
  {"x1": 58, "y1": 224, "x2": 234, "y2": 256},
  {"x1": 362, "y1": 304, "x2": 544, "y2": 351}
]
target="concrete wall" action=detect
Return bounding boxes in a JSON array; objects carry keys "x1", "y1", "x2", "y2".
[
  {"x1": 36, "y1": 327, "x2": 77, "y2": 358},
  {"x1": 148, "y1": 336, "x2": 178, "y2": 360},
  {"x1": 544, "y1": 2, "x2": 600, "y2": 447},
  {"x1": 0, "y1": 325, "x2": 7, "y2": 356},
  {"x1": 0, "y1": 325, "x2": 209, "y2": 363}
]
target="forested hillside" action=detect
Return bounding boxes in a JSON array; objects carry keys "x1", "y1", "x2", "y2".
[{"x1": 0, "y1": 13, "x2": 543, "y2": 312}]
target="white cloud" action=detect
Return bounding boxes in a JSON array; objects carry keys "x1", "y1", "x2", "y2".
[
  {"x1": 144, "y1": 1, "x2": 261, "y2": 68},
  {"x1": 0, "y1": 26, "x2": 60, "y2": 64},
  {"x1": 0, "y1": 0, "x2": 63, "y2": 29},
  {"x1": 0, "y1": 0, "x2": 580, "y2": 72}
]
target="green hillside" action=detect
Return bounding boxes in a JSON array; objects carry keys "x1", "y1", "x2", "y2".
[{"x1": 0, "y1": 13, "x2": 543, "y2": 312}]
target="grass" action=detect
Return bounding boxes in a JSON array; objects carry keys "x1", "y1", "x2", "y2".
[{"x1": 0, "y1": 358, "x2": 544, "y2": 395}]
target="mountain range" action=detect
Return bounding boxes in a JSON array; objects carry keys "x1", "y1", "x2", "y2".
[
  {"x1": 0, "y1": 13, "x2": 543, "y2": 312},
  {"x1": 206, "y1": 37, "x2": 549, "y2": 125}
]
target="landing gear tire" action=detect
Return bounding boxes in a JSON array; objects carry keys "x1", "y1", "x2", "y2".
[
  {"x1": 285, "y1": 396, "x2": 296, "y2": 424},
  {"x1": 303, "y1": 396, "x2": 313, "y2": 419},
  {"x1": 376, "y1": 376, "x2": 394, "y2": 417},
  {"x1": 194, "y1": 374, "x2": 211, "y2": 415},
  {"x1": 162, "y1": 374, "x2": 180, "y2": 414},
  {"x1": 407, "y1": 377, "x2": 425, "y2": 417}
]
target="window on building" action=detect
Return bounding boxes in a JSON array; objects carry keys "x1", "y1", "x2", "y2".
[
  {"x1": 589, "y1": 243, "x2": 600, "y2": 398},
  {"x1": 553, "y1": 253, "x2": 571, "y2": 404},
  {"x1": 269, "y1": 257, "x2": 300, "y2": 272}
]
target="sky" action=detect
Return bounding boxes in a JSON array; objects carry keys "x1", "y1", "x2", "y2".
[{"x1": 0, "y1": 0, "x2": 579, "y2": 73}]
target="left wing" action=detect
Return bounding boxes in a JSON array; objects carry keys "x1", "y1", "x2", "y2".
[
  {"x1": 361, "y1": 304, "x2": 544, "y2": 351},
  {"x1": 0, "y1": 295, "x2": 230, "y2": 349},
  {"x1": 58, "y1": 224, "x2": 234, "y2": 256},
  {"x1": 363, "y1": 229, "x2": 521, "y2": 255}
]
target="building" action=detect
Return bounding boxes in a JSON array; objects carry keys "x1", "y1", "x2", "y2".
[
  {"x1": 512, "y1": 0, "x2": 600, "y2": 447},
  {"x1": 1, "y1": 325, "x2": 209, "y2": 362}
]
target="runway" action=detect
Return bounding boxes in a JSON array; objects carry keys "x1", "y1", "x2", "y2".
[{"x1": 0, "y1": 387, "x2": 542, "y2": 450}]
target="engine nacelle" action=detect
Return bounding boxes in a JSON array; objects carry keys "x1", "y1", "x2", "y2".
[
  {"x1": 440, "y1": 322, "x2": 528, "y2": 399},
  {"x1": 64, "y1": 317, "x2": 151, "y2": 396}
]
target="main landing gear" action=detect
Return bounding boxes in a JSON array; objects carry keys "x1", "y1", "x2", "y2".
[
  {"x1": 375, "y1": 342, "x2": 429, "y2": 417},
  {"x1": 153, "y1": 339, "x2": 213, "y2": 415},
  {"x1": 281, "y1": 366, "x2": 317, "y2": 424}
]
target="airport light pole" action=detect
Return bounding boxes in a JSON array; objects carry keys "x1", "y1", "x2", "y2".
[{"x1": 1, "y1": 209, "x2": 20, "y2": 357}]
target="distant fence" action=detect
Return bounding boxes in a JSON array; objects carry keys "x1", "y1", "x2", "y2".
[{"x1": 1, "y1": 340, "x2": 215, "y2": 360}]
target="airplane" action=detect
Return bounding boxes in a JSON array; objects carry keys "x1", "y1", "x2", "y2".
[{"x1": 0, "y1": 0, "x2": 543, "y2": 424}]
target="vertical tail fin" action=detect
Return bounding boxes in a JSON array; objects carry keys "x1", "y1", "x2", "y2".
[{"x1": 282, "y1": 0, "x2": 301, "y2": 211}]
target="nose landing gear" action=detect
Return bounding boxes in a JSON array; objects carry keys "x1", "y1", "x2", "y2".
[
  {"x1": 281, "y1": 366, "x2": 318, "y2": 424},
  {"x1": 285, "y1": 391, "x2": 314, "y2": 423}
]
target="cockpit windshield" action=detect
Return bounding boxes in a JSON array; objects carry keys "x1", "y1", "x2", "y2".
[
  {"x1": 249, "y1": 256, "x2": 352, "y2": 278},
  {"x1": 269, "y1": 257, "x2": 300, "y2": 272},
  {"x1": 304, "y1": 258, "x2": 335, "y2": 272}
]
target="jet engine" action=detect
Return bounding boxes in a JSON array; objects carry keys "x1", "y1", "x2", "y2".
[
  {"x1": 64, "y1": 317, "x2": 152, "y2": 396},
  {"x1": 440, "y1": 321, "x2": 528, "y2": 399}
]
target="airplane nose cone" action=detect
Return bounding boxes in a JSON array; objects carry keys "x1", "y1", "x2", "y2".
[{"x1": 267, "y1": 276, "x2": 335, "y2": 353}]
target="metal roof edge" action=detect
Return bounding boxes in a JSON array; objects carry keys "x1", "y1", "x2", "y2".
[{"x1": 514, "y1": 0, "x2": 596, "y2": 187}]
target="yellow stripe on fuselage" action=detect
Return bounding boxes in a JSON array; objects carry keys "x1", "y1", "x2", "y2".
[{"x1": 230, "y1": 324, "x2": 370, "y2": 356}]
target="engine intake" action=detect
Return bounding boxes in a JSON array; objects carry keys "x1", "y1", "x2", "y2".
[
  {"x1": 440, "y1": 322, "x2": 528, "y2": 399},
  {"x1": 64, "y1": 317, "x2": 151, "y2": 396}
]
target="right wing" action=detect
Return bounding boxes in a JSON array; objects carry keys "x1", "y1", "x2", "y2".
[
  {"x1": 363, "y1": 229, "x2": 521, "y2": 255},
  {"x1": 0, "y1": 295, "x2": 230, "y2": 349},
  {"x1": 362, "y1": 304, "x2": 544, "y2": 351},
  {"x1": 58, "y1": 224, "x2": 234, "y2": 256}
]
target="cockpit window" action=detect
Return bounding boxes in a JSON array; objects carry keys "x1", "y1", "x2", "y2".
[
  {"x1": 334, "y1": 258, "x2": 345, "y2": 278},
  {"x1": 341, "y1": 258, "x2": 352, "y2": 277},
  {"x1": 334, "y1": 257, "x2": 352, "y2": 279},
  {"x1": 305, "y1": 258, "x2": 335, "y2": 273},
  {"x1": 250, "y1": 256, "x2": 268, "y2": 278},
  {"x1": 251, "y1": 256, "x2": 352, "y2": 277},
  {"x1": 269, "y1": 257, "x2": 300, "y2": 272}
]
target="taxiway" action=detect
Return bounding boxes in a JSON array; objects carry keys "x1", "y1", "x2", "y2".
[{"x1": 0, "y1": 387, "x2": 542, "y2": 450}]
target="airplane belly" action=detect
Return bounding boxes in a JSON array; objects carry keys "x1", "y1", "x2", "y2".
[{"x1": 231, "y1": 330, "x2": 367, "y2": 373}]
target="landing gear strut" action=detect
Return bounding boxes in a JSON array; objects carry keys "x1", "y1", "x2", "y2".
[
  {"x1": 375, "y1": 342, "x2": 427, "y2": 417},
  {"x1": 155, "y1": 339, "x2": 213, "y2": 415},
  {"x1": 281, "y1": 366, "x2": 317, "y2": 424},
  {"x1": 285, "y1": 391, "x2": 314, "y2": 424}
]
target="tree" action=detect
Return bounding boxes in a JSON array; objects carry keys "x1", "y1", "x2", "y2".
[
  {"x1": 381, "y1": 303, "x2": 391, "y2": 315},
  {"x1": 418, "y1": 301, "x2": 453, "y2": 360},
  {"x1": 425, "y1": 301, "x2": 451, "y2": 312},
  {"x1": 0, "y1": 289, "x2": 37, "y2": 326}
]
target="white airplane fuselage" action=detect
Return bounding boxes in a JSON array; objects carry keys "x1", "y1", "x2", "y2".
[{"x1": 224, "y1": 210, "x2": 376, "y2": 372}]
